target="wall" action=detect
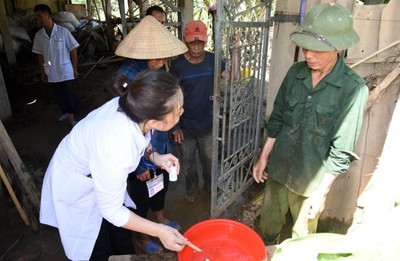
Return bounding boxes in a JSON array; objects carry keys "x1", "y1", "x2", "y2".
[
  {"x1": 323, "y1": 0, "x2": 400, "y2": 225},
  {"x1": 10, "y1": 0, "x2": 66, "y2": 13}
]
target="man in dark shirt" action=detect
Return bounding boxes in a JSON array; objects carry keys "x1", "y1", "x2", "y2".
[{"x1": 253, "y1": 3, "x2": 368, "y2": 244}]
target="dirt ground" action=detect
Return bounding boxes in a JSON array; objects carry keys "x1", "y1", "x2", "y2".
[{"x1": 0, "y1": 57, "x2": 264, "y2": 260}]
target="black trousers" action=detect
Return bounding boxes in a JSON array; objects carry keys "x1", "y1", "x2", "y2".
[
  {"x1": 89, "y1": 219, "x2": 135, "y2": 261},
  {"x1": 49, "y1": 79, "x2": 76, "y2": 114},
  {"x1": 128, "y1": 168, "x2": 170, "y2": 218}
]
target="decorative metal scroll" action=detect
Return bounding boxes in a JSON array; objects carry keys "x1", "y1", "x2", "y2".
[{"x1": 211, "y1": 0, "x2": 272, "y2": 217}]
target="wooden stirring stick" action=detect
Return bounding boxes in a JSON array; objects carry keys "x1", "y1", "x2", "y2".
[{"x1": 187, "y1": 241, "x2": 202, "y2": 252}]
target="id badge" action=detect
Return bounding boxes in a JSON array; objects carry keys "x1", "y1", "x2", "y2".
[{"x1": 146, "y1": 174, "x2": 164, "y2": 198}]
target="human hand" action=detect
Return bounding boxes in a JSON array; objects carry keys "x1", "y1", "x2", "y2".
[
  {"x1": 153, "y1": 153, "x2": 180, "y2": 174},
  {"x1": 305, "y1": 192, "x2": 328, "y2": 219},
  {"x1": 305, "y1": 172, "x2": 336, "y2": 219},
  {"x1": 171, "y1": 129, "x2": 184, "y2": 144},
  {"x1": 157, "y1": 224, "x2": 187, "y2": 251},
  {"x1": 252, "y1": 158, "x2": 268, "y2": 183},
  {"x1": 74, "y1": 70, "x2": 79, "y2": 79},
  {"x1": 136, "y1": 170, "x2": 151, "y2": 182}
]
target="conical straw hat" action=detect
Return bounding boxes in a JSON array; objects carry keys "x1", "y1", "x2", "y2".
[{"x1": 115, "y1": 16, "x2": 188, "y2": 59}]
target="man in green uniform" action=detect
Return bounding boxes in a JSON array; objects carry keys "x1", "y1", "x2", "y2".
[{"x1": 252, "y1": 3, "x2": 368, "y2": 244}]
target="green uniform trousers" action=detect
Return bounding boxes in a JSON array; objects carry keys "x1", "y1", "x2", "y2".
[{"x1": 258, "y1": 179, "x2": 321, "y2": 244}]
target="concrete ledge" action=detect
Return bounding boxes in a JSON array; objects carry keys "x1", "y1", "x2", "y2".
[{"x1": 109, "y1": 245, "x2": 276, "y2": 261}]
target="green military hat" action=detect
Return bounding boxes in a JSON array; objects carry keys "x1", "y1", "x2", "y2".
[{"x1": 290, "y1": 2, "x2": 359, "y2": 51}]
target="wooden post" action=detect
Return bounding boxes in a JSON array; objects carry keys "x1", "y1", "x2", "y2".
[
  {"x1": 86, "y1": 0, "x2": 92, "y2": 18},
  {"x1": 92, "y1": 0, "x2": 101, "y2": 20},
  {"x1": 0, "y1": 0, "x2": 16, "y2": 65},
  {"x1": 127, "y1": 0, "x2": 134, "y2": 19},
  {"x1": 0, "y1": 62, "x2": 11, "y2": 120},
  {"x1": 266, "y1": 0, "x2": 300, "y2": 118},
  {"x1": 104, "y1": 0, "x2": 112, "y2": 23},
  {"x1": 118, "y1": 0, "x2": 127, "y2": 37},
  {"x1": 183, "y1": 0, "x2": 193, "y2": 22}
]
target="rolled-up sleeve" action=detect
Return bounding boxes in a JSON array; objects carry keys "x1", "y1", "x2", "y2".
[
  {"x1": 266, "y1": 76, "x2": 288, "y2": 138},
  {"x1": 325, "y1": 83, "x2": 368, "y2": 174}
]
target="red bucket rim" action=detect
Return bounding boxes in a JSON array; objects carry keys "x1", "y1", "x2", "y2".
[{"x1": 178, "y1": 218, "x2": 266, "y2": 261}]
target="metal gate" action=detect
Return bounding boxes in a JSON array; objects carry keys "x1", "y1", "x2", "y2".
[{"x1": 211, "y1": 0, "x2": 272, "y2": 217}]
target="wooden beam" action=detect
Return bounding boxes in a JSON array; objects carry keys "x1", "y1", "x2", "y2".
[
  {"x1": 0, "y1": 164, "x2": 30, "y2": 226},
  {"x1": 367, "y1": 63, "x2": 400, "y2": 110},
  {"x1": 266, "y1": 0, "x2": 299, "y2": 118},
  {"x1": 350, "y1": 39, "x2": 400, "y2": 69},
  {"x1": 345, "y1": 57, "x2": 400, "y2": 65},
  {"x1": 118, "y1": 0, "x2": 127, "y2": 37}
]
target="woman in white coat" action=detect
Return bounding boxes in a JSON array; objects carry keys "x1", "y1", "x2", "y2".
[{"x1": 39, "y1": 69, "x2": 187, "y2": 260}]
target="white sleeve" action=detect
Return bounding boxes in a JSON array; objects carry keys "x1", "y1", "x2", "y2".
[
  {"x1": 32, "y1": 32, "x2": 43, "y2": 54},
  {"x1": 89, "y1": 132, "x2": 141, "y2": 227},
  {"x1": 64, "y1": 28, "x2": 79, "y2": 51}
]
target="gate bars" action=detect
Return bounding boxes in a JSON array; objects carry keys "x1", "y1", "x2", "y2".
[{"x1": 211, "y1": 0, "x2": 272, "y2": 217}]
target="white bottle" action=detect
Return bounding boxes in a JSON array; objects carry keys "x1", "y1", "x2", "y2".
[{"x1": 169, "y1": 165, "x2": 178, "y2": 182}]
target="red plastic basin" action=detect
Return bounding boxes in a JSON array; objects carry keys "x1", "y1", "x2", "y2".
[{"x1": 178, "y1": 219, "x2": 267, "y2": 261}]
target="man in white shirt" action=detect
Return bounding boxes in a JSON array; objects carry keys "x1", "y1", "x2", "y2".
[{"x1": 32, "y1": 4, "x2": 79, "y2": 127}]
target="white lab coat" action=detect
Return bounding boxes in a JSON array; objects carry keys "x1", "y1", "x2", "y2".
[
  {"x1": 40, "y1": 98, "x2": 151, "y2": 260},
  {"x1": 32, "y1": 23, "x2": 79, "y2": 83}
]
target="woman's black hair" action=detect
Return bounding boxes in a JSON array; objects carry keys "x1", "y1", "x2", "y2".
[
  {"x1": 117, "y1": 69, "x2": 181, "y2": 123},
  {"x1": 108, "y1": 71, "x2": 131, "y2": 97}
]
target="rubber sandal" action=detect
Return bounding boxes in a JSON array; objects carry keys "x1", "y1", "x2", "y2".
[
  {"x1": 140, "y1": 240, "x2": 163, "y2": 254},
  {"x1": 165, "y1": 220, "x2": 181, "y2": 230}
]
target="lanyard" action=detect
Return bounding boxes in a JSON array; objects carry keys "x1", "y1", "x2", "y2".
[{"x1": 142, "y1": 130, "x2": 157, "y2": 175}]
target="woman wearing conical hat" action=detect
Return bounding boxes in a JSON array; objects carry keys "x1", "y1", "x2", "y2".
[{"x1": 114, "y1": 14, "x2": 187, "y2": 85}]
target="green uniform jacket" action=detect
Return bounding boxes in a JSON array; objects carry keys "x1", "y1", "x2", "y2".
[{"x1": 266, "y1": 55, "x2": 368, "y2": 197}]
